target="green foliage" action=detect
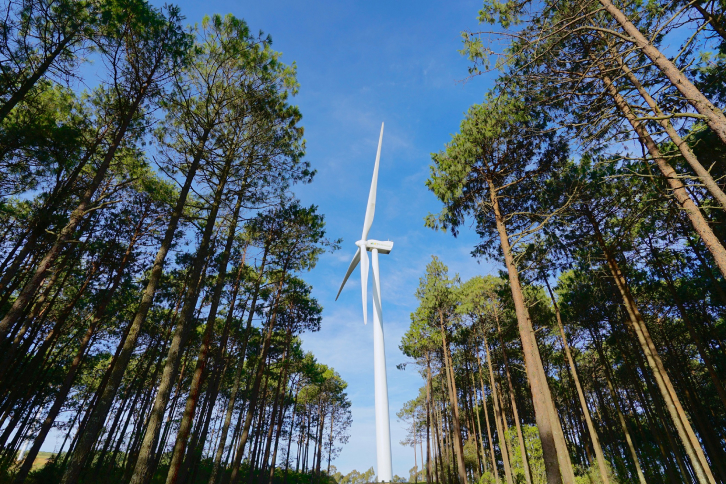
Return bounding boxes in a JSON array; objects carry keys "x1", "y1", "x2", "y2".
[
  {"x1": 505, "y1": 425, "x2": 545, "y2": 484},
  {"x1": 332, "y1": 466, "x2": 376, "y2": 484}
]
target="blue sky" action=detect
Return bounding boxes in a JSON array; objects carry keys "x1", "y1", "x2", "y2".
[
  {"x1": 159, "y1": 0, "x2": 502, "y2": 477},
  {"x1": 165, "y1": 0, "x2": 502, "y2": 476}
]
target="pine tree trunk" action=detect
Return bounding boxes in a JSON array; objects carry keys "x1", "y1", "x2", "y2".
[
  {"x1": 604, "y1": 41, "x2": 726, "y2": 211},
  {"x1": 597, "y1": 0, "x2": 726, "y2": 144},
  {"x1": 437, "y1": 311, "x2": 468, "y2": 484},
  {"x1": 0, "y1": 85, "x2": 150, "y2": 339},
  {"x1": 476, "y1": 353, "x2": 498, "y2": 482},
  {"x1": 591, "y1": 334, "x2": 647, "y2": 484},
  {"x1": 598, "y1": 67, "x2": 726, "y2": 283},
  {"x1": 426, "y1": 356, "x2": 433, "y2": 484},
  {"x1": 647, "y1": 243, "x2": 726, "y2": 410},
  {"x1": 60, "y1": 128, "x2": 210, "y2": 484},
  {"x1": 487, "y1": 177, "x2": 572, "y2": 484},
  {"x1": 164, "y1": 187, "x2": 243, "y2": 484},
  {"x1": 484, "y1": 338, "x2": 513, "y2": 484},
  {"x1": 585, "y1": 207, "x2": 715, "y2": 484},
  {"x1": 493, "y1": 315, "x2": 533, "y2": 484},
  {"x1": 543, "y1": 279, "x2": 610, "y2": 484}
]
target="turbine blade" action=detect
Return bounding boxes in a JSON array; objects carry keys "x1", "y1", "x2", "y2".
[
  {"x1": 371, "y1": 250, "x2": 383, "y2": 325},
  {"x1": 360, "y1": 247, "x2": 369, "y2": 324},
  {"x1": 335, "y1": 248, "x2": 361, "y2": 301},
  {"x1": 362, "y1": 122, "x2": 384, "y2": 240}
]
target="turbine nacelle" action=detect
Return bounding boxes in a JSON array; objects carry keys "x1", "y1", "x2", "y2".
[{"x1": 357, "y1": 239, "x2": 394, "y2": 254}]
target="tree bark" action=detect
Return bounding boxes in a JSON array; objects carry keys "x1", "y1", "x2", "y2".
[
  {"x1": 486, "y1": 177, "x2": 572, "y2": 484},
  {"x1": 543, "y1": 279, "x2": 610, "y2": 484},
  {"x1": 597, "y1": 0, "x2": 726, "y2": 145},
  {"x1": 584, "y1": 206, "x2": 716, "y2": 484}
]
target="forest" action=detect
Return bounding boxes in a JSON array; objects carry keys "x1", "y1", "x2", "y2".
[
  {"x1": 0, "y1": 1, "x2": 353, "y2": 484},
  {"x1": 397, "y1": 0, "x2": 726, "y2": 484},
  {"x1": 3, "y1": 0, "x2": 726, "y2": 483}
]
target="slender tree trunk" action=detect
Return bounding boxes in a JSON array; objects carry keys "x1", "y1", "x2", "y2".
[
  {"x1": 471, "y1": 373, "x2": 487, "y2": 477},
  {"x1": 483, "y1": 338, "x2": 513, "y2": 484},
  {"x1": 486, "y1": 177, "x2": 572, "y2": 484},
  {"x1": 437, "y1": 311, "x2": 467, "y2": 484},
  {"x1": 591, "y1": 333, "x2": 647, "y2": 484},
  {"x1": 647, "y1": 243, "x2": 726, "y2": 410},
  {"x1": 164, "y1": 188, "x2": 243, "y2": 484},
  {"x1": 60, "y1": 128, "x2": 210, "y2": 484},
  {"x1": 0, "y1": 33, "x2": 77, "y2": 122},
  {"x1": 584, "y1": 206, "x2": 715, "y2": 484},
  {"x1": 476, "y1": 353, "x2": 498, "y2": 482},
  {"x1": 0, "y1": 85, "x2": 149, "y2": 338},
  {"x1": 493, "y1": 315, "x2": 532, "y2": 484},
  {"x1": 597, "y1": 0, "x2": 726, "y2": 144},
  {"x1": 598, "y1": 68, "x2": 726, "y2": 282},
  {"x1": 543, "y1": 279, "x2": 610, "y2": 483},
  {"x1": 426, "y1": 356, "x2": 433, "y2": 484}
]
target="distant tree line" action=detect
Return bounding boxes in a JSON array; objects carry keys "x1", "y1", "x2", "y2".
[
  {"x1": 400, "y1": 0, "x2": 726, "y2": 484},
  {"x1": 0, "y1": 1, "x2": 352, "y2": 484}
]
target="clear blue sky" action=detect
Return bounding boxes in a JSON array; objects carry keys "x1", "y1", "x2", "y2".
[
  {"x1": 173, "y1": 0, "x2": 501, "y2": 477},
  {"x1": 151, "y1": 0, "x2": 502, "y2": 477}
]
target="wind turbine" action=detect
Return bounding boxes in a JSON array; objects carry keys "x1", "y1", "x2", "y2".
[{"x1": 336, "y1": 122, "x2": 394, "y2": 482}]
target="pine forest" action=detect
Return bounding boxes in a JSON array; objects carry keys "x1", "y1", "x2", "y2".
[{"x1": 1, "y1": 0, "x2": 726, "y2": 484}]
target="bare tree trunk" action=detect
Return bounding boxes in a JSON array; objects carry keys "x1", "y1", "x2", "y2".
[
  {"x1": 493, "y1": 315, "x2": 532, "y2": 484},
  {"x1": 591, "y1": 334, "x2": 647, "y2": 484},
  {"x1": 476, "y1": 353, "x2": 498, "y2": 482},
  {"x1": 426, "y1": 356, "x2": 433, "y2": 484},
  {"x1": 584, "y1": 206, "x2": 715, "y2": 484},
  {"x1": 437, "y1": 311, "x2": 467, "y2": 484},
  {"x1": 597, "y1": 0, "x2": 726, "y2": 144},
  {"x1": 487, "y1": 177, "x2": 572, "y2": 484},
  {"x1": 483, "y1": 338, "x2": 513, "y2": 484},
  {"x1": 60, "y1": 128, "x2": 210, "y2": 484},
  {"x1": 164, "y1": 187, "x2": 243, "y2": 484},
  {"x1": 543, "y1": 279, "x2": 610, "y2": 484},
  {"x1": 647, "y1": 243, "x2": 726, "y2": 410},
  {"x1": 604, "y1": 40, "x2": 726, "y2": 211},
  {"x1": 598, "y1": 67, "x2": 726, "y2": 283}
]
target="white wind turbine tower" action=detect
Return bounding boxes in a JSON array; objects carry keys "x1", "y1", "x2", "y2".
[{"x1": 336, "y1": 122, "x2": 394, "y2": 482}]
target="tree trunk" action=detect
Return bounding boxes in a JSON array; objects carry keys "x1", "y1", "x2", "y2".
[
  {"x1": 591, "y1": 334, "x2": 647, "y2": 484},
  {"x1": 647, "y1": 243, "x2": 726, "y2": 410},
  {"x1": 584, "y1": 206, "x2": 715, "y2": 484},
  {"x1": 598, "y1": 67, "x2": 726, "y2": 283},
  {"x1": 493, "y1": 316, "x2": 532, "y2": 484},
  {"x1": 437, "y1": 310, "x2": 468, "y2": 484},
  {"x1": 426, "y1": 356, "x2": 433, "y2": 484},
  {"x1": 60, "y1": 128, "x2": 211, "y2": 484},
  {"x1": 483, "y1": 338, "x2": 513, "y2": 484},
  {"x1": 597, "y1": 0, "x2": 726, "y2": 144},
  {"x1": 543, "y1": 279, "x2": 610, "y2": 484},
  {"x1": 0, "y1": 84, "x2": 150, "y2": 338},
  {"x1": 476, "y1": 353, "x2": 498, "y2": 482},
  {"x1": 604, "y1": 40, "x2": 726, "y2": 211},
  {"x1": 486, "y1": 177, "x2": 572, "y2": 484},
  {"x1": 164, "y1": 187, "x2": 243, "y2": 484}
]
